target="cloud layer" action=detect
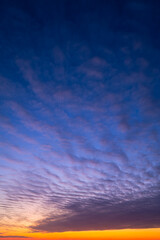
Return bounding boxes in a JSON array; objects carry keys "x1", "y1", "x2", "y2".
[{"x1": 0, "y1": 0, "x2": 160, "y2": 234}]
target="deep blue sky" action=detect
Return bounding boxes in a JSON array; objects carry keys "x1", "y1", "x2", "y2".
[{"x1": 0, "y1": 0, "x2": 160, "y2": 234}]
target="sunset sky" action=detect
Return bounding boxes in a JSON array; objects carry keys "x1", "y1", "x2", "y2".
[{"x1": 0, "y1": 0, "x2": 160, "y2": 239}]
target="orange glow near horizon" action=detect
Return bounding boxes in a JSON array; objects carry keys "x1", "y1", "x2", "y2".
[{"x1": 1, "y1": 228, "x2": 160, "y2": 240}]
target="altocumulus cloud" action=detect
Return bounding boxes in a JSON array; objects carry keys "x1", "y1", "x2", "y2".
[{"x1": 0, "y1": 0, "x2": 160, "y2": 234}]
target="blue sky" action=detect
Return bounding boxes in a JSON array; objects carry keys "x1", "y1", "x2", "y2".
[{"x1": 0, "y1": 0, "x2": 160, "y2": 235}]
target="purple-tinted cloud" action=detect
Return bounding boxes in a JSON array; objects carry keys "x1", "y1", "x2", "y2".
[{"x1": 32, "y1": 193, "x2": 160, "y2": 232}]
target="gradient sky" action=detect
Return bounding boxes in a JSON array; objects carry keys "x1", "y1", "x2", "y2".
[{"x1": 0, "y1": 0, "x2": 160, "y2": 239}]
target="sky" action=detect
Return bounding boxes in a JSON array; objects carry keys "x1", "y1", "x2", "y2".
[{"x1": 0, "y1": 0, "x2": 160, "y2": 239}]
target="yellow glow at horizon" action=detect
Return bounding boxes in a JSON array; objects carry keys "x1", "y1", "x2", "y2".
[{"x1": 3, "y1": 228, "x2": 160, "y2": 239}]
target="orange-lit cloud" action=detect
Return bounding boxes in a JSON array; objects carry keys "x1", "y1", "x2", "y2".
[{"x1": 1, "y1": 228, "x2": 160, "y2": 240}]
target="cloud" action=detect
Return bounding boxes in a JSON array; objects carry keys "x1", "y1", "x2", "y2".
[
  {"x1": 0, "y1": 236, "x2": 29, "y2": 238},
  {"x1": 0, "y1": 0, "x2": 160, "y2": 234},
  {"x1": 32, "y1": 193, "x2": 160, "y2": 232}
]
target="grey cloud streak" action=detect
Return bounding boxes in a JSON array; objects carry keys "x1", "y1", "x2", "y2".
[{"x1": 0, "y1": 237, "x2": 29, "y2": 239}]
